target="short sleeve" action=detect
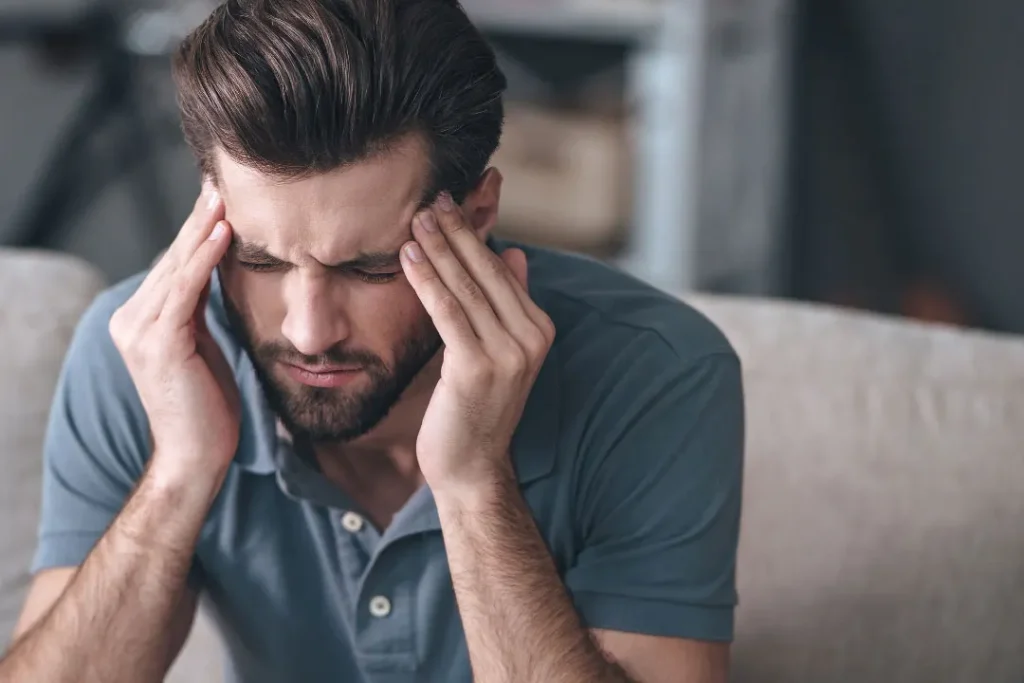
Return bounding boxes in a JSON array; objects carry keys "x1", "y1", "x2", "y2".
[
  {"x1": 31, "y1": 283, "x2": 151, "y2": 573},
  {"x1": 565, "y1": 350, "x2": 744, "y2": 643}
]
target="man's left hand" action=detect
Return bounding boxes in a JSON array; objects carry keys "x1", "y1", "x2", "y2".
[{"x1": 400, "y1": 192, "x2": 555, "y2": 496}]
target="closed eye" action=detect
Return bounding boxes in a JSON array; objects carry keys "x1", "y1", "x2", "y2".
[
  {"x1": 352, "y1": 270, "x2": 400, "y2": 284},
  {"x1": 237, "y1": 260, "x2": 286, "y2": 273},
  {"x1": 236, "y1": 260, "x2": 398, "y2": 285}
]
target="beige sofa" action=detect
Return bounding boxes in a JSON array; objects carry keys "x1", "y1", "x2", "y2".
[{"x1": 1, "y1": 249, "x2": 1022, "y2": 682}]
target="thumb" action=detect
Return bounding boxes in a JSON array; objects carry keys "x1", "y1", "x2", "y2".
[
  {"x1": 500, "y1": 248, "x2": 529, "y2": 290},
  {"x1": 196, "y1": 327, "x2": 241, "y2": 414},
  {"x1": 194, "y1": 280, "x2": 212, "y2": 335}
]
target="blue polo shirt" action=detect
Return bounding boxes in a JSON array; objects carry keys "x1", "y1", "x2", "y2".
[{"x1": 32, "y1": 239, "x2": 744, "y2": 682}]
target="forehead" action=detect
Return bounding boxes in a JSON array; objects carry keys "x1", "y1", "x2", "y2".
[{"x1": 213, "y1": 137, "x2": 430, "y2": 254}]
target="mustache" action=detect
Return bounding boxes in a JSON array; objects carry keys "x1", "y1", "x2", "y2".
[{"x1": 256, "y1": 343, "x2": 384, "y2": 370}]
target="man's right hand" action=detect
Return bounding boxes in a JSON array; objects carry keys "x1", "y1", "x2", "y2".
[
  {"x1": 109, "y1": 181, "x2": 238, "y2": 488},
  {"x1": 1, "y1": 184, "x2": 234, "y2": 681}
]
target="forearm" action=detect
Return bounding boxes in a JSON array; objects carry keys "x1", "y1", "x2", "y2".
[
  {"x1": 0, "y1": 460, "x2": 221, "y2": 683},
  {"x1": 435, "y1": 472, "x2": 635, "y2": 683}
]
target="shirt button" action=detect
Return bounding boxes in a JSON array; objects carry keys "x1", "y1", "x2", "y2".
[
  {"x1": 368, "y1": 595, "x2": 392, "y2": 618},
  {"x1": 340, "y1": 512, "x2": 364, "y2": 533}
]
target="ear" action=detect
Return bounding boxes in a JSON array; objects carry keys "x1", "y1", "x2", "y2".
[{"x1": 460, "y1": 167, "x2": 503, "y2": 239}]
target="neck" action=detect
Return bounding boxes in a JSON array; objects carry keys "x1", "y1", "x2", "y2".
[{"x1": 310, "y1": 350, "x2": 442, "y2": 505}]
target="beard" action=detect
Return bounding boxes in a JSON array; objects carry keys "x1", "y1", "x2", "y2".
[{"x1": 221, "y1": 289, "x2": 441, "y2": 445}]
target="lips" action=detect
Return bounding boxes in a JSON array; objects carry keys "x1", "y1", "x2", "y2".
[{"x1": 280, "y1": 361, "x2": 364, "y2": 388}]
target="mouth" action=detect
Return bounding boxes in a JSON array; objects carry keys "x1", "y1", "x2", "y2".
[{"x1": 280, "y1": 361, "x2": 364, "y2": 388}]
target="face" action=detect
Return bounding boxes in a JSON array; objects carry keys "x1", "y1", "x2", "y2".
[{"x1": 214, "y1": 138, "x2": 445, "y2": 444}]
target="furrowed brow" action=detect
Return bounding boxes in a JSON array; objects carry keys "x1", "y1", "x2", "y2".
[{"x1": 231, "y1": 237, "x2": 402, "y2": 271}]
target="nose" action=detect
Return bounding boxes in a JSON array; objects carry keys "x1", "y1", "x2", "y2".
[{"x1": 280, "y1": 272, "x2": 350, "y2": 357}]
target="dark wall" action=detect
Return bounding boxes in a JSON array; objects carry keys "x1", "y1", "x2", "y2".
[{"x1": 792, "y1": 0, "x2": 1024, "y2": 332}]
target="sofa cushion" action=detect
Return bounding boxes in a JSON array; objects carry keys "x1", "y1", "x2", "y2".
[
  {"x1": 0, "y1": 249, "x2": 106, "y2": 646},
  {"x1": 688, "y1": 295, "x2": 1024, "y2": 683},
  {"x1": 6, "y1": 272, "x2": 1022, "y2": 683}
]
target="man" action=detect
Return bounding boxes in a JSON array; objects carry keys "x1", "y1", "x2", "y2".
[{"x1": 0, "y1": 0, "x2": 744, "y2": 681}]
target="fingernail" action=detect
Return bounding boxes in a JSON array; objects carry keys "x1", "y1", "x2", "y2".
[
  {"x1": 419, "y1": 212, "x2": 438, "y2": 233},
  {"x1": 436, "y1": 192, "x2": 454, "y2": 212},
  {"x1": 208, "y1": 221, "x2": 226, "y2": 241},
  {"x1": 207, "y1": 189, "x2": 221, "y2": 211},
  {"x1": 404, "y1": 242, "x2": 424, "y2": 263}
]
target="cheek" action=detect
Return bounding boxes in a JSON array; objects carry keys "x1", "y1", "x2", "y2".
[
  {"x1": 349, "y1": 280, "x2": 430, "y2": 342},
  {"x1": 220, "y1": 266, "x2": 287, "y2": 336}
]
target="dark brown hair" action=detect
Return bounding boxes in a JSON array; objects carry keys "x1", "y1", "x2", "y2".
[{"x1": 172, "y1": 0, "x2": 506, "y2": 202}]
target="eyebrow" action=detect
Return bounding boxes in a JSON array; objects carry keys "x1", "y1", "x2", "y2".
[{"x1": 231, "y1": 237, "x2": 403, "y2": 271}]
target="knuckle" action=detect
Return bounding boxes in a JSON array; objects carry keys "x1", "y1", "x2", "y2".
[
  {"x1": 537, "y1": 314, "x2": 556, "y2": 344},
  {"x1": 523, "y1": 329, "x2": 550, "y2": 359},
  {"x1": 443, "y1": 218, "x2": 466, "y2": 235},
  {"x1": 498, "y1": 344, "x2": 528, "y2": 375},
  {"x1": 417, "y1": 270, "x2": 441, "y2": 288},
  {"x1": 455, "y1": 273, "x2": 484, "y2": 303},
  {"x1": 135, "y1": 329, "x2": 159, "y2": 355},
  {"x1": 434, "y1": 294, "x2": 464, "y2": 320},
  {"x1": 138, "y1": 332, "x2": 172, "y2": 367},
  {"x1": 108, "y1": 324, "x2": 128, "y2": 352},
  {"x1": 484, "y1": 254, "x2": 507, "y2": 279},
  {"x1": 108, "y1": 309, "x2": 126, "y2": 337},
  {"x1": 108, "y1": 308, "x2": 138, "y2": 350},
  {"x1": 426, "y1": 230, "x2": 450, "y2": 252},
  {"x1": 463, "y1": 356, "x2": 495, "y2": 384}
]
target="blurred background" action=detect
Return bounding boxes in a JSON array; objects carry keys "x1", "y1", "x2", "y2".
[{"x1": 1, "y1": 0, "x2": 1022, "y2": 333}]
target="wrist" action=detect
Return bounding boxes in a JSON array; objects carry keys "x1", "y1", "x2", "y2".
[
  {"x1": 431, "y1": 459, "x2": 518, "y2": 513},
  {"x1": 110, "y1": 459, "x2": 224, "y2": 558},
  {"x1": 146, "y1": 451, "x2": 229, "y2": 505}
]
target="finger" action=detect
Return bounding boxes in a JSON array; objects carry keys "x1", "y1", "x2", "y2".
[
  {"x1": 165, "y1": 181, "x2": 226, "y2": 267},
  {"x1": 427, "y1": 197, "x2": 552, "y2": 347},
  {"x1": 160, "y1": 221, "x2": 233, "y2": 328},
  {"x1": 412, "y1": 210, "x2": 506, "y2": 341},
  {"x1": 194, "y1": 279, "x2": 212, "y2": 336},
  {"x1": 400, "y1": 241, "x2": 485, "y2": 355},
  {"x1": 133, "y1": 184, "x2": 225, "y2": 321},
  {"x1": 497, "y1": 247, "x2": 553, "y2": 341},
  {"x1": 428, "y1": 197, "x2": 527, "y2": 329},
  {"x1": 500, "y1": 248, "x2": 528, "y2": 290}
]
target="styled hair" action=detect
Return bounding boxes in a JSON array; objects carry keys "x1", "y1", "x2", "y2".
[{"x1": 172, "y1": 0, "x2": 506, "y2": 202}]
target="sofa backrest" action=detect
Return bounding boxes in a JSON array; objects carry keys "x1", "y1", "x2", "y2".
[
  {"x1": 3, "y1": 260, "x2": 1021, "y2": 682},
  {"x1": 688, "y1": 294, "x2": 1024, "y2": 683},
  {"x1": 0, "y1": 249, "x2": 106, "y2": 647}
]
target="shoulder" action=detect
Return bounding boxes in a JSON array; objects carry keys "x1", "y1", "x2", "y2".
[
  {"x1": 513, "y1": 249, "x2": 744, "y2": 641},
  {"x1": 43, "y1": 272, "x2": 151, "y2": 486},
  {"x1": 519, "y1": 242, "x2": 735, "y2": 368},
  {"x1": 508, "y1": 240, "x2": 743, "y2": 477},
  {"x1": 516, "y1": 243, "x2": 739, "y2": 412},
  {"x1": 63, "y1": 271, "x2": 147, "y2": 375}
]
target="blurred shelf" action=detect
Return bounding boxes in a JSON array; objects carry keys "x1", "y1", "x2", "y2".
[
  {"x1": 462, "y1": 1, "x2": 662, "y2": 43},
  {"x1": 465, "y1": 0, "x2": 794, "y2": 296}
]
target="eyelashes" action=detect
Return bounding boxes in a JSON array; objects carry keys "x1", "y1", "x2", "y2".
[
  {"x1": 356, "y1": 272, "x2": 399, "y2": 285},
  {"x1": 237, "y1": 260, "x2": 399, "y2": 285},
  {"x1": 236, "y1": 261, "x2": 281, "y2": 273}
]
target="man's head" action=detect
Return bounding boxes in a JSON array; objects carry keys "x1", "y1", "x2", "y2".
[{"x1": 171, "y1": 0, "x2": 507, "y2": 444}]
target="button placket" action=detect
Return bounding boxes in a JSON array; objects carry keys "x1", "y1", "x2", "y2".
[
  {"x1": 353, "y1": 539, "x2": 421, "y2": 669},
  {"x1": 333, "y1": 510, "x2": 373, "y2": 584},
  {"x1": 341, "y1": 511, "x2": 365, "y2": 533},
  {"x1": 368, "y1": 595, "x2": 392, "y2": 618}
]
